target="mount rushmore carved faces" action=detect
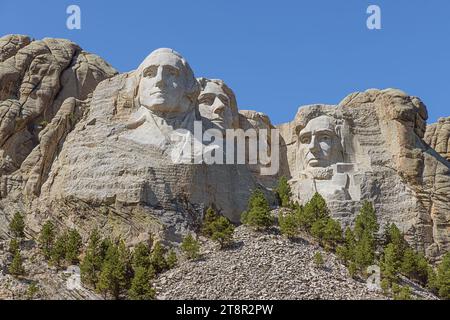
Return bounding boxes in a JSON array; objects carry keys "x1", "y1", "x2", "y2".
[
  {"x1": 137, "y1": 48, "x2": 199, "y2": 115},
  {"x1": 118, "y1": 49, "x2": 201, "y2": 148},
  {"x1": 197, "y1": 78, "x2": 239, "y2": 131},
  {"x1": 297, "y1": 115, "x2": 344, "y2": 175}
]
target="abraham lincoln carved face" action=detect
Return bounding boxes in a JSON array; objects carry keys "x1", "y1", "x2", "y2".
[{"x1": 297, "y1": 115, "x2": 344, "y2": 173}]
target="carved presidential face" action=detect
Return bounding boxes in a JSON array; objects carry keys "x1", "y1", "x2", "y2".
[
  {"x1": 297, "y1": 115, "x2": 343, "y2": 171},
  {"x1": 137, "y1": 49, "x2": 197, "y2": 114},
  {"x1": 198, "y1": 79, "x2": 238, "y2": 130}
]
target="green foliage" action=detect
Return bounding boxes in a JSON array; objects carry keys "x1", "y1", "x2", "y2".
[
  {"x1": 202, "y1": 207, "x2": 235, "y2": 248},
  {"x1": 166, "y1": 249, "x2": 178, "y2": 269},
  {"x1": 9, "y1": 249, "x2": 25, "y2": 276},
  {"x1": 381, "y1": 278, "x2": 391, "y2": 295},
  {"x1": 241, "y1": 189, "x2": 273, "y2": 230},
  {"x1": 80, "y1": 229, "x2": 103, "y2": 287},
  {"x1": 97, "y1": 241, "x2": 129, "y2": 299},
  {"x1": 26, "y1": 282, "x2": 39, "y2": 300},
  {"x1": 128, "y1": 267, "x2": 156, "y2": 300},
  {"x1": 202, "y1": 207, "x2": 219, "y2": 237},
  {"x1": 9, "y1": 238, "x2": 20, "y2": 255},
  {"x1": 433, "y1": 253, "x2": 450, "y2": 299},
  {"x1": 353, "y1": 233, "x2": 376, "y2": 270},
  {"x1": 392, "y1": 284, "x2": 412, "y2": 300},
  {"x1": 65, "y1": 229, "x2": 82, "y2": 264},
  {"x1": 313, "y1": 252, "x2": 324, "y2": 268},
  {"x1": 181, "y1": 234, "x2": 200, "y2": 260},
  {"x1": 9, "y1": 212, "x2": 25, "y2": 238},
  {"x1": 51, "y1": 232, "x2": 68, "y2": 268},
  {"x1": 381, "y1": 243, "x2": 399, "y2": 283},
  {"x1": 342, "y1": 202, "x2": 379, "y2": 272},
  {"x1": 297, "y1": 193, "x2": 329, "y2": 230},
  {"x1": 150, "y1": 241, "x2": 168, "y2": 273},
  {"x1": 275, "y1": 176, "x2": 292, "y2": 207},
  {"x1": 39, "y1": 221, "x2": 55, "y2": 260},
  {"x1": 336, "y1": 228, "x2": 356, "y2": 264},
  {"x1": 210, "y1": 216, "x2": 235, "y2": 249},
  {"x1": 311, "y1": 217, "x2": 343, "y2": 249},
  {"x1": 354, "y1": 201, "x2": 379, "y2": 241},
  {"x1": 348, "y1": 262, "x2": 357, "y2": 279},
  {"x1": 399, "y1": 249, "x2": 429, "y2": 285},
  {"x1": 323, "y1": 218, "x2": 343, "y2": 247},
  {"x1": 132, "y1": 242, "x2": 151, "y2": 270},
  {"x1": 279, "y1": 211, "x2": 299, "y2": 239}
]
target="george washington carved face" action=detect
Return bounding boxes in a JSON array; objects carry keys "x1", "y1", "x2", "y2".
[
  {"x1": 137, "y1": 48, "x2": 199, "y2": 115},
  {"x1": 297, "y1": 115, "x2": 344, "y2": 172}
]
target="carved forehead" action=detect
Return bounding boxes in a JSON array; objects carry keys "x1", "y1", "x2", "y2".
[
  {"x1": 200, "y1": 81, "x2": 227, "y2": 96},
  {"x1": 139, "y1": 49, "x2": 185, "y2": 71},
  {"x1": 300, "y1": 115, "x2": 336, "y2": 135}
]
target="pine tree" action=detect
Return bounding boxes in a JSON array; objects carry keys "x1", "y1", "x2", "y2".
[
  {"x1": 132, "y1": 242, "x2": 151, "y2": 270},
  {"x1": 128, "y1": 267, "x2": 156, "y2": 300},
  {"x1": 354, "y1": 201, "x2": 379, "y2": 241},
  {"x1": 9, "y1": 238, "x2": 20, "y2": 255},
  {"x1": 9, "y1": 212, "x2": 25, "y2": 238},
  {"x1": 150, "y1": 241, "x2": 168, "y2": 273},
  {"x1": 9, "y1": 249, "x2": 25, "y2": 276},
  {"x1": 51, "y1": 232, "x2": 68, "y2": 268},
  {"x1": 353, "y1": 232, "x2": 376, "y2": 270},
  {"x1": 323, "y1": 218, "x2": 343, "y2": 249},
  {"x1": 393, "y1": 285, "x2": 412, "y2": 300},
  {"x1": 275, "y1": 176, "x2": 292, "y2": 207},
  {"x1": 80, "y1": 229, "x2": 103, "y2": 287},
  {"x1": 181, "y1": 234, "x2": 200, "y2": 260},
  {"x1": 166, "y1": 249, "x2": 178, "y2": 269},
  {"x1": 118, "y1": 240, "x2": 133, "y2": 289},
  {"x1": 39, "y1": 221, "x2": 55, "y2": 260},
  {"x1": 210, "y1": 216, "x2": 235, "y2": 249},
  {"x1": 97, "y1": 242, "x2": 128, "y2": 300},
  {"x1": 279, "y1": 211, "x2": 299, "y2": 239},
  {"x1": 297, "y1": 193, "x2": 329, "y2": 230},
  {"x1": 381, "y1": 243, "x2": 399, "y2": 283},
  {"x1": 65, "y1": 229, "x2": 82, "y2": 264},
  {"x1": 435, "y1": 252, "x2": 450, "y2": 299},
  {"x1": 336, "y1": 227, "x2": 356, "y2": 264},
  {"x1": 385, "y1": 223, "x2": 407, "y2": 260},
  {"x1": 202, "y1": 207, "x2": 219, "y2": 237},
  {"x1": 241, "y1": 189, "x2": 273, "y2": 230},
  {"x1": 311, "y1": 218, "x2": 327, "y2": 244}
]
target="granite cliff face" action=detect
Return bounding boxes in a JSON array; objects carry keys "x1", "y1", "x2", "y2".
[
  {"x1": 425, "y1": 116, "x2": 450, "y2": 162},
  {"x1": 278, "y1": 89, "x2": 449, "y2": 260},
  {"x1": 0, "y1": 35, "x2": 448, "y2": 263}
]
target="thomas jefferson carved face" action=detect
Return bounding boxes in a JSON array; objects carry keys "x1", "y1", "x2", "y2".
[
  {"x1": 137, "y1": 48, "x2": 198, "y2": 114},
  {"x1": 198, "y1": 78, "x2": 238, "y2": 130},
  {"x1": 297, "y1": 115, "x2": 343, "y2": 171}
]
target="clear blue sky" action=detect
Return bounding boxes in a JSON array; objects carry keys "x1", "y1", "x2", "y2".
[{"x1": 1, "y1": 0, "x2": 449, "y2": 124}]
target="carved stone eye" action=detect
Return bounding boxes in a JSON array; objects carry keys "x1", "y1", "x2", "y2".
[
  {"x1": 300, "y1": 135, "x2": 311, "y2": 144},
  {"x1": 143, "y1": 66, "x2": 157, "y2": 78}
]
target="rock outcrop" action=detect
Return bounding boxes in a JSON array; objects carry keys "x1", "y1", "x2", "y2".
[
  {"x1": 0, "y1": 35, "x2": 117, "y2": 235},
  {"x1": 0, "y1": 35, "x2": 448, "y2": 269},
  {"x1": 425, "y1": 116, "x2": 450, "y2": 162},
  {"x1": 278, "y1": 89, "x2": 450, "y2": 260}
]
